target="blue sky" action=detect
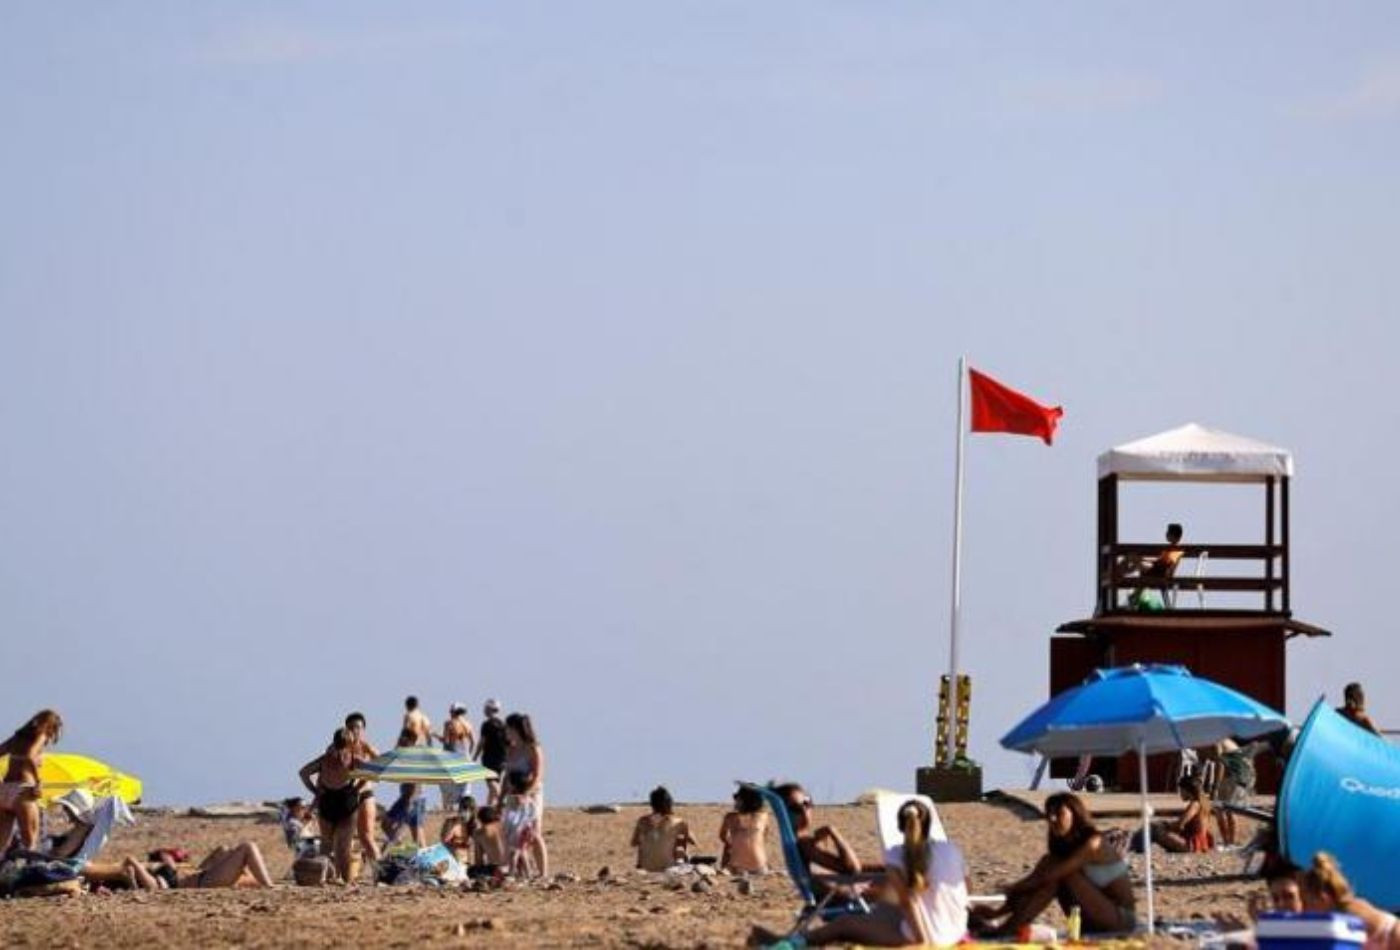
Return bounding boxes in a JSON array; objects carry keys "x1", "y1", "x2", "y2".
[{"x1": 2, "y1": 3, "x2": 1398, "y2": 805}]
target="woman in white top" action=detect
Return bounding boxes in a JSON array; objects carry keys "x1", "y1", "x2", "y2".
[{"x1": 750, "y1": 798, "x2": 968, "y2": 947}]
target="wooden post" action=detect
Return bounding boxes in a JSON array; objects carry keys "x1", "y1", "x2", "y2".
[
  {"x1": 1266, "y1": 477, "x2": 1276, "y2": 612},
  {"x1": 1282, "y1": 476, "x2": 1291, "y2": 613},
  {"x1": 1098, "y1": 476, "x2": 1118, "y2": 613}
]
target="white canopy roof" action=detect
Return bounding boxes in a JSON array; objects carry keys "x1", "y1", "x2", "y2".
[{"x1": 1097, "y1": 423, "x2": 1294, "y2": 481}]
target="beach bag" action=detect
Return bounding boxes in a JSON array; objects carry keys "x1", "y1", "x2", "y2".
[{"x1": 292, "y1": 855, "x2": 335, "y2": 887}]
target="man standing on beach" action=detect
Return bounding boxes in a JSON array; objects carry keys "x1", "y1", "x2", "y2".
[
  {"x1": 403, "y1": 696, "x2": 433, "y2": 746},
  {"x1": 476, "y1": 699, "x2": 508, "y2": 806},
  {"x1": 440, "y1": 703, "x2": 476, "y2": 810}
]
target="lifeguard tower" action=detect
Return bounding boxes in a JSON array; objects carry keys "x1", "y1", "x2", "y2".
[{"x1": 1051, "y1": 424, "x2": 1330, "y2": 792}]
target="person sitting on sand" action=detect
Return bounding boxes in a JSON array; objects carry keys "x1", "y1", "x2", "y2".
[
  {"x1": 1300, "y1": 852, "x2": 1400, "y2": 950},
  {"x1": 343, "y1": 712, "x2": 383, "y2": 872},
  {"x1": 1152, "y1": 774, "x2": 1213, "y2": 853},
  {"x1": 382, "y1": 728, "x2": 429, "y2": 849},
  {"x1": 279, "y1": 797, "x2": 319, "y2": 856},
  {"x1": 471, "y1": 805, "x2": 507, "y2": 877},
  {"x1": 0, "y1": 709, "x2": 63, "y2": 854},
  {"x1": 1119, "y1": 522, "x2": 1185, "y2": 611},
  {"x1": 1337, "y1": 682, "x2": 1382, "y2": 736},
  {"x1": 771, "y1": 782, "x2": 866, "y2": 899},
  {"x1": 631, "y1": 786, "x2": 697, "y2": 871},
  {"x1": 440, "y1": 815, "x2": 473, "y2": 863},
  {"x1": 970, "y1": 792, "x2": 1135, "y2": 937},
  {"x1": 753, "y1": 797, "x2": 968, "y2": 947},
  {"x1": 1260, "y1": 862, "x2": 1304, "y2": 914},
  {"x1": 720, "y1": 785, "x2": 770, "y2": 875},
  {"x1": 148, "y1": 841, "x2": 275, "y2": 889},
  {"x1": 299, "y1": 727, "x2": 371, "y2": 883}
]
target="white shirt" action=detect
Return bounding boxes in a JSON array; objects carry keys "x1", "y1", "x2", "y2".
[{"x1": 882, "y1": 839, "x2": 969, "y2": 947}]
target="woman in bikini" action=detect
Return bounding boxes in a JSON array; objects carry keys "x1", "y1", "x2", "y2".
[
  {"x1": 501, "y1": 713, "x2": 547, "y2": 877},
  {"x1": 299, "y1": 727, "x2": 370, "y2": 883},
  {"x1": 970, "y1": 792, "x2": 1135, "y2": 936},
  {"x1": 1154, "y1": 773, "x2": 1213, "y2": 853},
  {"x1": 0, "y1": 709, "x2": 63, "y2": 854},
  {"x1": 719, "y1": 785, "x2": 770, "y2": 874},
  {"x1": 1300, "y1": 852, "x2": 1400, "y2": 950},
  {"x1": 149, "y1": 842, "x2": 275, "y2": 889}
]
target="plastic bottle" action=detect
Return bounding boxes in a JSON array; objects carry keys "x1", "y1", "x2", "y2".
[{"x1": 1067, "y1": 904, "x2": 1082, "y2": 943}]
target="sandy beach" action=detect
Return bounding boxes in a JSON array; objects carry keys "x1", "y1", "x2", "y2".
[{"x1": 0, "y1": 797, "x2": 1264, "y2": 948}]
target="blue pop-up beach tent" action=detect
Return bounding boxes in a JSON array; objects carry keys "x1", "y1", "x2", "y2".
[{"x1": 1278, "y1": 699, "x2": 1400, "y2": 910}]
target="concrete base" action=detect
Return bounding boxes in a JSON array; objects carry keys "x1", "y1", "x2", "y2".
[{"x1": 916, "y1": 765, "x2": 984, "y2": 802}]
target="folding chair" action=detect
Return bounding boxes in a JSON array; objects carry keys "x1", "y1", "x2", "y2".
[{"x1": 739, "y1": 782, "x2": 872, "y2": 940}]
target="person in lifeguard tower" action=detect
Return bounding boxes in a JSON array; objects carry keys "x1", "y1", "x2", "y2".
[{"x1": 1122, "y1": 522, "x2": 1185, "y2": 611}]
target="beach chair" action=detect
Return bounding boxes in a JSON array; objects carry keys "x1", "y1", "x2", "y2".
[{"x1": 738, "y1": 782, "x2": 872, "y2": 939}]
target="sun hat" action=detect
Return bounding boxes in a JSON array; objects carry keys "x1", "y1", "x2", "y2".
[
  {"x1": 55, "y1": 789, "x2": 97, "y2": 822},
  {"x1": 484, "y1": 698, "x2": 501, "y2": 714}
]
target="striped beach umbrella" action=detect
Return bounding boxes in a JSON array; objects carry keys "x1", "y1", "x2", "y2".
[{"x1": 349, "y1": 746, "x2": 496, "y2": 785}]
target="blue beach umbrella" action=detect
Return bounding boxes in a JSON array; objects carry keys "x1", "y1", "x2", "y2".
[
  {"x1": 1001, "y1": 664, "x2": 1290, "y2": 934},
  {"x1": 350, "y1": 746, "x2": 496, "y2": 786}
]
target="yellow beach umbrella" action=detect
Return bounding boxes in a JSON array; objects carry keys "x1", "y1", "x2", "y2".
[{"x1": 0, "y1": 753, "x2": 143, "y2": 804}]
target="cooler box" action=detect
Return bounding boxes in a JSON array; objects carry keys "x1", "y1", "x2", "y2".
[{"x1": 1257, "y1": 913, "x2": 1366, "y2": 950}]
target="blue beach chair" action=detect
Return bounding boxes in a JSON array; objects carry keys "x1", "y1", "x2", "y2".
[{"x1": 739, "y1": 782, "x2": 873, "y2": 940}]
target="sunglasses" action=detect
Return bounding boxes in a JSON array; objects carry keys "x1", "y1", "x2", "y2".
[{"x1": 787, "y1": 798, "x2": 813, "y2": 813}]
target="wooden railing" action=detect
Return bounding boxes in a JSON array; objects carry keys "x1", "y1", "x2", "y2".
[{"x1": 1098, "y1": 543, "x2": 1288, "y2": 614}]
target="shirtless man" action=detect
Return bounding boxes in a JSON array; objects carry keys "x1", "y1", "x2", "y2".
[
  {"x1": 1122, "y1": 522, "x2": 1185, "y2": 611},
  {"x1": 403, "y1": 696, "x2": 433, "y2": 747},
  {"x1": 440, "y1": 704, "x2": 477, "y2": 810},
  {"x1": 342, "y1": 713, "x2": 383, "y2": 878},
  {"x1": 1337, "y1": 682, "x2": 1382, "y2": 736}
]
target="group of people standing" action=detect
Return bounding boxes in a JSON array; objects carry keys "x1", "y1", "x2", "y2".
[{"x1": 296, "y1": 697, "x2": 548, "y2": 883}]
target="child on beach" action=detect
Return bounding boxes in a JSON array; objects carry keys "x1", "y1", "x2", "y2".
[
  {"x1": 719, "y1": 785, "x2": 770, "y2": 874},
  {"x1": 471, "y1": 806, "x2": 507, "y2": 877},
  {"x1": 631, "y1": 786, "x2": 697, "y2": 871}
]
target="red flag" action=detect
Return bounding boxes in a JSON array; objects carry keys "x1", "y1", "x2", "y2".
[{"x1": 968, "y1": 368, "x2": 1064, "y2": 445}]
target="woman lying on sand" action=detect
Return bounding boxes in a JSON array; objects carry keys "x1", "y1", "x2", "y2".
[
  {"x1": 751, "y1": 798, "x2": 968, "y2": 947},
  {"x1": 148, "y1": 842, "x2": 275, "y2": 889},
  {"x1": 0, "y1": 709, "x2": 63, "y2": 854},
  {"x1": 1300, "y1": 852, "x2": 1400, "y2": 950},
  {"x1": 970, "y1": 792, "x2": 1135, "y2": 937}
]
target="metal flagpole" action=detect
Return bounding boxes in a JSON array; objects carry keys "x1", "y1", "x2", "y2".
[
  {"x1": 945, "y1": 356, "x2": 967, "y2": 766},
  {"x1": 1139, "y1": 738, "x2": 1156, "y2": 934}
]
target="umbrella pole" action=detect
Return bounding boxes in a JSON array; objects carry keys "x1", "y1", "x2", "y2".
[{"x1": 1139, "y1": 739, "x2": 1155, "y2": 935}]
